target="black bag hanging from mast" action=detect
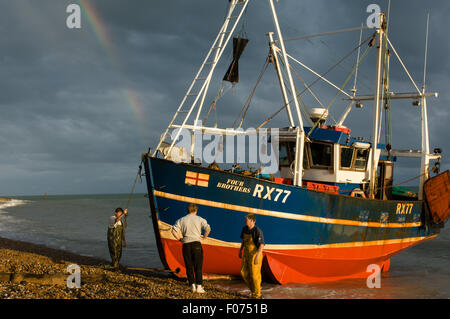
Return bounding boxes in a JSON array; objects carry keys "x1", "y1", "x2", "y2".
[{"x1": 223, "y1": 37, "x2": 249, "y2": 83}]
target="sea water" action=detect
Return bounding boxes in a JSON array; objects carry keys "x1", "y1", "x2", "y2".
[
  {"x1": 0, "y1": 194, "x2": 161, "y2": 268},
  {"x1": 0, "y1": 194, "x2": 448, "y2": 298}
]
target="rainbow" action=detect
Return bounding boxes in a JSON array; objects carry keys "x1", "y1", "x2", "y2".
[{"x1": 77, "y1": 0, "x2": 148, "y2": 138}]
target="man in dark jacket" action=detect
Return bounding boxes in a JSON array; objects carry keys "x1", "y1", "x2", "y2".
[{"x1": 238, "y1": 214, "x2": 265, "y2": 298}]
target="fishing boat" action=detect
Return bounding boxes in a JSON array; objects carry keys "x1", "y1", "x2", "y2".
[{"x1": 143, "y1": 0, "x2": 449, "y2": 284}]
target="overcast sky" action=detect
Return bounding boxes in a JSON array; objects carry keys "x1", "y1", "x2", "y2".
[{"x1": 0, "y1": 0, "x2": 448, "y2": 196}]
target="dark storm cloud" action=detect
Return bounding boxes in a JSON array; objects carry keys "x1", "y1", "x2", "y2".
[{"x1": 0, "y1": 0, "x2": 448, "y2": 195}]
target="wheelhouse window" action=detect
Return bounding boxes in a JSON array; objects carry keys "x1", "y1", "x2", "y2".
[
  {"x1": 340, "y1": 146, "x2": 354, "y2": 169},
  {"x1": 292, "y1": 144, "x2": 309, "y2": 169},
  {"x1": 279, "y1": 143, "x2": 289, "y2": 166},
  {"x1": 310, "y1": 142, "x2": 332, "y2": 168},
  {"x1": 279, "y1": 142, "x2": 309, "y2": 169},
  {"x1": 354, "y1": 149, "x2": 369, "y2": 170}
]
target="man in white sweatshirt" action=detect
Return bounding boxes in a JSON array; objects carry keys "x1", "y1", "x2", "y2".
[{"x1": 172, "y1": 203, "x2": 211, "y2": 293}]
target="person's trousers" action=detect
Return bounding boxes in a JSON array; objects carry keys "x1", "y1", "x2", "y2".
[
  {"x1": 107, "y1": 226, "x2": 123, "y2": 267},
  {"x1": 182, "y1": 241, "x2": 203, "y2": 286},
  {"x1": 240, "y1": 233, "x2": 262, "y2": 298}
]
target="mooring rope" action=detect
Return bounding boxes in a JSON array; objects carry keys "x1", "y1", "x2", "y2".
[{"x1": 122, "y1": 149, "x2": 150, "y2": 231}]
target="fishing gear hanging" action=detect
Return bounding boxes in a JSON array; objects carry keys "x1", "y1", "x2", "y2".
[
  {"x1": 204, "y1": 10, "x2": 250, "y2": 128},
  {"x1": 223, "y1": 8, "x2": 249, "y2": 84},
  {"x1": 223, "y1": 37, "x2": 249, "y2": 83}
]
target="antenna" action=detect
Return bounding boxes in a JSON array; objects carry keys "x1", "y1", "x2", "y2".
[
  {"x1": 386, "y1": 0, "x2": 391, "y2": 35},
  {"x1": 423, "y1": 12, "x2": 430, "y2": 93}
]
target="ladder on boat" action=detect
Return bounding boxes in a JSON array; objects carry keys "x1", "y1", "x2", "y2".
[{"x1": 153, "y1": 0, "x2": 250, "y2": 158}]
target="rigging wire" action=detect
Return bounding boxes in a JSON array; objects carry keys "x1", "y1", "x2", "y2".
[
  {"x1": 122, "y1": 150, "x2": 149, "y2": 235},
  {"x1": 288, "y1": 64, "x2": 329, "y2": 121},
  {"x1": 257, "y1": 32, "x2": 376, "y2": 130},
  {"x1": 203, "y1": 4, "x2": 250, "y2": 128},
  {"x1": 352, "y1": 23, "x2": 364, "y2": 95},
  {"x1": 236, "y1": 4, "x2": 248, "y2": 39},
  {"x1": 374, "y1": 172, "x2": 428, "y2": 194},
  {"x1": 203, "y1": 82, "x2": 233, "y2": 127},
  {"x1": 283, "y1": 26, "x2": 369, "y2": 42},
  {"x1": 305, "y1": 43, "x2": 372, "y2": 139},
  {"x1": 285, "y1": 23, "x2": 373, "y2": 92},
  {"x1": 203, "y1": 3, "x2": 250, "y2": 129},
  {"x1": 423, "y1": 13, "x2": 430, "y2": 91},
  {"x1": 379, "y1": 5, "x2": 391, "y2": 148},
  {"x1": 275, "y1": 51, "x2": 316, "y2": 123},
  {"x1": 385, "y1": 36, "x2": 422, "y2": 95},
  {"x1": 318, "y1": 39, "x2": 372, "y2": 92},
  {"x1": 232, "y1": 56, "x2": 270, "y2": 129},
  {"x1": 280, "y1": 71, "x2": 313, "y2": 124}
]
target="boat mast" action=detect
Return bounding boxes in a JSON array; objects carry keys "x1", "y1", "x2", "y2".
[
  {"x1": 369, "y1": 13, "x2": 386, "y2": 199},
  {"x1": 268, "y1": 0, "x2": 303, "y2": 128},
  {"x1": 268, "y1": 0, "x2": 305, "y2": 187},
  {"x1": 419, "y1": 13, "x2": 431, "y2": 200},
  {"x1": 267, "y1": 32, "x2": 295, "y2": 127}
]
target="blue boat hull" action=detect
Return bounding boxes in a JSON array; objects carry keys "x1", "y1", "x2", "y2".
[{"x1": 143, "y1": 156, "x2": 441, "y2": 284}]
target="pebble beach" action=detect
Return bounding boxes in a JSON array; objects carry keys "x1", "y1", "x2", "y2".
[{"x1": 0, "y1": 237, "x2": 245, "y2": 299}]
